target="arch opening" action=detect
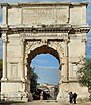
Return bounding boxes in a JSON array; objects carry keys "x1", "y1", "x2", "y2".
[{"x1": 26, "y1": 45, "x2": 61, "y2": 100}]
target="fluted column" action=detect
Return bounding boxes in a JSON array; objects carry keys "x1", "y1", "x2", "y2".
[
  {"x1": 20, "y1": 38, "x2": 25, "y2": 81},
  {"x1": 1, "y1": 4, "x2": 8, "y2": 80},
  {"x1": 64, "y1": 40, "x2": 69, "y2": 81},
  {"x1": 2, "y1": 33, "x2": 7, "y2": 80}
]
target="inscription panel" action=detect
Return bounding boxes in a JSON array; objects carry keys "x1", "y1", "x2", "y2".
[{"x1": 22, "y1": 7, "x2": 69, "y2": 25}]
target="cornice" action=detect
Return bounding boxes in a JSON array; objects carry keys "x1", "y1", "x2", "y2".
[
  {"x1": 0, "y1": 79, "x2": 26, "y2": 83},
  {"x1": 62, "y1": 80, "x2": 78, "y2": 83},
  {"x1": 0, "y1": 25, "x2": 90, "y2": 34},
  {"x1": 0, "y1": 2, "x2": 88, "y2": 8},
  {"x1": 69, "y1": 27, "x2": 90, "y2": 34},
  {"x1": 0, "y1": 3, "x2": 9, "y2": 8},
  {"x1": 1, "y1": 24, "x2": 72, "y2": 34},
  {"x1": 0, "y1": 25, "x2": 9, "y2": 34}
]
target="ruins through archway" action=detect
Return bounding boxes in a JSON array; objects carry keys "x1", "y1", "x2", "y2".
[{"x1": 0, "y1": 2, "x2": 90, "y2": 102}]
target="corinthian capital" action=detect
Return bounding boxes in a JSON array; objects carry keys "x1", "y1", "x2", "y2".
[
  {"x1": 2, "y1": 34, "x2": 8, "y2": 43},
  {"x1": 20, "y1": 38, "x2": 25, "y2": 45},
  {"x1": 64, "y1": 39, "x2": 70, "y2": 44}
]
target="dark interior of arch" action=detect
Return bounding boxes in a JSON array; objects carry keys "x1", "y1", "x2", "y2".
[{"x1": 27, "y1": 45, "x2": 60, "y2": 64}]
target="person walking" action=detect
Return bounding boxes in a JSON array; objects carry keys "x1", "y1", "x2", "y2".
[
  {"x1": 68, "y1": 92, "x2": 74, "y2": 105},
  {"x1": 73, "y1": 93, "x2": 77, "y2": 104},
  {"x1": 40, "y1": 91, "x2": 44, "y2": 100}
]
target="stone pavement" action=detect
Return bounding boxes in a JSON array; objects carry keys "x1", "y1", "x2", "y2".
[
  {"x1": 0, "y1": 101, "x2": 91, "y2": 105},
  {"x1": 75, "y1": 102, "x2": 91, "y2": 105}
]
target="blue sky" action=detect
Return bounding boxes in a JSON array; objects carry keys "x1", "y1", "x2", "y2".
[
  {"x1": 31, "y1": 54, "x2": 59, "y2": 84},
  {"x1": 0, "y1": 0, "x2": 91, "y2": 84}
]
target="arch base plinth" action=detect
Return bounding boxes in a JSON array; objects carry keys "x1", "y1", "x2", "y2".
[{"x1": 1, "y1": 80, "x2": 33, "y2": 102}]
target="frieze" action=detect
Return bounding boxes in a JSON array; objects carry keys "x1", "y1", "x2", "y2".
[
  {"x1": 24, "y1": 33, "x2": 66, "y2": 37},
  {"x1": 19, "y1": 31, "x2": 69, "y2": 41}
]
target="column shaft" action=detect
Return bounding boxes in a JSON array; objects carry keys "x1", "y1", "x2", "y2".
[
  {"x1": 64, "y1": 41, "x2": 69, "y2": 81},
  {"x1": 21, "y1": 39, "x2": 25, "y2": 81},
  {"x1": 2, "y1": 35, "x2": 7, "y2": 80}
]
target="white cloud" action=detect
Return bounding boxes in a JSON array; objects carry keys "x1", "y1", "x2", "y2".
[
  {"x1": 32, "y1": 55, "x2": 51, "y2": 64},
  {"x1": 34, "y1": 59, "x2": 49, "y2": 63},
  {"x1": 31, "y1": 58, "x2": 50, "y2": 67},
  {"x1": 36, "y1": 66, "x2": 58, "y2": 70}
]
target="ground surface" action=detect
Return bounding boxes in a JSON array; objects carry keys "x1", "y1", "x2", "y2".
[{"x1": 0, "y1": 101, "x2": 91, "y2": 105}]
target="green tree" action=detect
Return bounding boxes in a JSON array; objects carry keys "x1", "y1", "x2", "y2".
[
  {"x1": 0, "y1": 59, "x2": 2, "y2": 79},
  {"x1": 30, "y1": 67, "x2": 38, "y2": 93},
  {"x1": 77, "y1": 59, "x2": 91, "y2": 88}
]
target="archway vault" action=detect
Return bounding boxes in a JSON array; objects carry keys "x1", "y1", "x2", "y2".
[
  {"x1": 27, "y1": 45, "x2": 62, "y2": 65},
  {"x1": 25, "y1": 40, "x2": 64, "y2": 66}
]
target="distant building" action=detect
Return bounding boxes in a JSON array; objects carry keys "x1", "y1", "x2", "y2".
[{"x1": 37, "y1": 83, "x2": 58, "y2": 100}]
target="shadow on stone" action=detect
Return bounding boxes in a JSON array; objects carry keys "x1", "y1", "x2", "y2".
[{"x1": 0, "y1": 101, "x2": 25, "y2": 105}]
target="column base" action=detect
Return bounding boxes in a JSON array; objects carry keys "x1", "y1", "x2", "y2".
[
  {"x1": 21, "y1": 78, "x2": 26, "y2": 82},
  {"x1": 1, "y1": 24, "x2": 8, "y2": 28},
  {"x1": 1, "y1": 79, "x2": 33, "y2": 102},
  {"x1": 1, "y1": 91, "x2": 33, "y2": 102},
  {"x1": 1, "y1": 77, "x2": 8, "y2": 81}
]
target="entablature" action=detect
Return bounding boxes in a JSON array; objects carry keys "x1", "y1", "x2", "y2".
[
  {"x1": 8, "y1": 24, "x2": 72, "y2": 34},
  {"x1": 0, "y1": 24, "x2": 90, "y2": 35}
]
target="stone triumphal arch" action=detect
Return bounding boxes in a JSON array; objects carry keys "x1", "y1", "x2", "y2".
[{"x1": 0, "y1": 2, "x2": 90, "y2": 101}]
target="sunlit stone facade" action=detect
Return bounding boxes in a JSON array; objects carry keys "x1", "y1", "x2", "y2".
[{"x1": 0, "y1": 2, "x2": 90, "y2": 102}]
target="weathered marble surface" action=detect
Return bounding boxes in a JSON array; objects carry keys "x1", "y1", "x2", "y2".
[{"x1": 0, "y1": 2, "x2": 90, "y2": 102}]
